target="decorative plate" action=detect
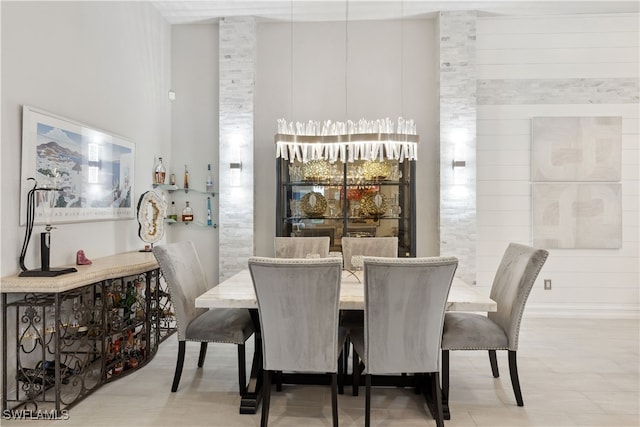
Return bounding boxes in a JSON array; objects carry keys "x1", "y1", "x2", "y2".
[
  {"x1": 300, "y1": 192, "x2": 327, "y2": 217},
  {"x1": 362, "y1": 160, "x2": 391, "y2": 181},
  {"x1": 360, "y1": 192, "x2": 387, "y2": 217}
]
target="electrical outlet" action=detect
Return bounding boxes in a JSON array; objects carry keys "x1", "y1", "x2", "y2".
[{"x1": 544, "y1": 279, "x2": 552, "y2": 290}]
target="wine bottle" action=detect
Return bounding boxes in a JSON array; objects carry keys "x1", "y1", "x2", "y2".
[
  {"x1": 113, "y1": 337, "x2": 123, "y2": 375},
  {"x1": 206, "y1": 197, "x2": 212, "y2": 226},
  {"x1": 106, "y1": 336, "x2": 114, "y2": 363},
  {"x1": 205, "y1": 164, "x2": 213, "y2": 193},
  {"x1": 125, "y1": 282, "x2": 136, "y2": 323},
  {"x1": 154, "y1": 157, "x2": 166, "y2": 184}
]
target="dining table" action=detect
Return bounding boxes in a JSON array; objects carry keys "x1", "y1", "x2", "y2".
[{"x1": 195, "y1": 268, "x2": 497, "y2": 415}]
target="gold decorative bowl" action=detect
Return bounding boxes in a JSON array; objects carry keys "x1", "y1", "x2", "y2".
[
  {"x1": 360, "y1": 192, "x2": 387, "y2": 217},
  {"x1": 302, "y1": 160, "x2": 331, "y2": 182},
  {"x1": 362, "y1": 160, "x2": 391, "y2": 181},
  {"x1": 301, "y1": 192, "x2": 327, "y2": 217}
]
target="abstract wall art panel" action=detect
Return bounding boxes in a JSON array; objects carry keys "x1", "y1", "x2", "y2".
[
  {"x1": 531, "y1": 116, "x2": 621, "y2": 182},
  {"x1": 532, "y1": 183, "x2": 622, "y2": 249}
]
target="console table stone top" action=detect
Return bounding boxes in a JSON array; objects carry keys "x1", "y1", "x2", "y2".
[{"x1": 1, "y1": 251, "x2": 158, "y2": 294}]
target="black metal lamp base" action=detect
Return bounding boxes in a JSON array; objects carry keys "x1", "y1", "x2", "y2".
[{"x1": 19, "y1": 267, "x2": 78, "y2": 277}]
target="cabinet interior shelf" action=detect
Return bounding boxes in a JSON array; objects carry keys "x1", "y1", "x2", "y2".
[{"x1": 285, "y1": 216, "x2": 404, "y2": 221}]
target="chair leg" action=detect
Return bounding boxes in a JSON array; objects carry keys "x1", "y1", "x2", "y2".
[
  {"x1": 352, "y1": 349, "x2": 360, "y2": 396},
  {"x1": 441, "y1": 350, "x2": 450, "y2": 419},
  {"x1": 413, "y1": 373, "x2": 420, "y2": 394},
  {"x1": 338, "y1": 353, "x2": 344, "y2": 395},
  {"x1": 197, "y1": 342, "x2": 208, "y2": 367},
  {"x1": 489, "y1": 349, "x2": 499, "y2": 378},
  {"x1": 331, "y1": 372, "x2": 339, "y2": 427},
  {"x1": 261, "y1": 370, "x2": 271, "y2": 427},
  {"x1": 237, "y1": 344, "x2": 246, "y2": 396},
  {"x1": 172, "y1": 341, "x2": 186, "y2": 392},
  {"x1": 343, "y1": 336, "x2": 350, "y2": 374},
  {"x1": 429, "y1": 372, "x2": 445, "y2": 427},
  {"x1": 365, "y1": 374, "x2": 371, "y2": 427},
  {"x1": 508, "y1": 350, "x2": 524, "y2": 406},
  {"x1": 276, "y1": 371, "x2": 283, "y2": 392}
]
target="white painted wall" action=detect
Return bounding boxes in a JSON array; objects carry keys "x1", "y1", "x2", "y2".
[
  {"x1": 0, "y1": 0, "x2": 171, "y2": 400},
  {"x1": 475, "y1": 13, "x2": 639, "y2": 317},
  {"x1": 1, "y1": 1, "x2": 172, "y2": 278},
  {"x1": 254, "y1": 18, "x2": 439, "y2": 258},
  {"x1": 169, "y1": 24, "x2": 220, "y2": 286}
]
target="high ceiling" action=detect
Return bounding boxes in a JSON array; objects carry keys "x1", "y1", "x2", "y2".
[{"x1": 151, "y1": 0, "x2": 639, "y2": 24}]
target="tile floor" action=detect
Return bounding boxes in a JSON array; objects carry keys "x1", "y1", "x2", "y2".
[{"x1": 3, "y1": 318, "x2": 638, "y2": 427}]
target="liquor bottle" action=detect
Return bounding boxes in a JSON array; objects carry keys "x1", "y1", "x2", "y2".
[
  {"x1": 182, "y1": 201, "x2": 194, "y2": 222},
  {"x1": 205, "y1": 164, "x2": 213, "y2": 193},
  {"x1": 206, "y1": 197, "x2": 212, "y2": 226},
  {"x1": 167, "y1": 201, "x2": 178, "y2": 221},
  {"x1": 154, "y1": 157, "x2": 166, "y2": 184},
  {"x1": 183, "y1": 164, "x2": 189, "y2": 192}
]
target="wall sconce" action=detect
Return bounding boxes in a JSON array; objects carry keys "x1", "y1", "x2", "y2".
[
  {"x1": 452, "y1": 159, "x2": 467, "y2": 185},
  {"x1": 229, "y1": 161, "x2": 243, "y2": 187}
]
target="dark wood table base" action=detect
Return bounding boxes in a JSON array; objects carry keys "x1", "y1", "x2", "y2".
[{"x1": 238, "y1": 310, "x2": 449, "y2": 417}]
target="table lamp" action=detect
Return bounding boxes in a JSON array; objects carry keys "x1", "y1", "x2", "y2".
[{"x1": 19, "y1": 178, "x2": 77, "y2": 277}]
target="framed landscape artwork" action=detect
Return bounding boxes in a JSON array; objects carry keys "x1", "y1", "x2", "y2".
[{"x1": 20, "y1": 106, "x2": 135, "y2": 225}]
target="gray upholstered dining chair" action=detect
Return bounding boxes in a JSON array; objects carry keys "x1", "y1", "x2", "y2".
[
  {"x1": 340, "y1": 236, "x2": 397, "y2": 270},
  {"x1": 350, "y1": 256, "x2": 458, "y2": 427},
  {"x1": 340, "y1": 236, "x2": 398, "y2": 382},
  {"x1": 274, "y1": 236, "x2": 330, "y2": 258},
  {"x1": 248, "y1": 257, "x2": 346, "y2": 427},
  {"x1": 441, "y1": 243, "x2": 548, "y2": 412},
  {"x1": 153, "y1": 241, "x2": 255, "y2": 394}
]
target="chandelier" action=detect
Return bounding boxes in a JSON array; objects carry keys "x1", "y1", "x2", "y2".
[{"x1": 275, "y1": 117, "x2": 419, "y2": 164}]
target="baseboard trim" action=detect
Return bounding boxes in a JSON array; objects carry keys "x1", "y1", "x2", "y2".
[{"x1": 525, "y1": 303, "x2": 639, "y2": 319}]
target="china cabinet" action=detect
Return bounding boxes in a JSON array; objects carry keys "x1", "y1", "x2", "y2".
[{"x1": 276, "y1": 157, "x2": 416, "y2": 257}]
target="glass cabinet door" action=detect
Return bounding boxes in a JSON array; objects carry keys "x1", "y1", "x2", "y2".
[{"x1": 276, "y1": 158, "x2": 415, "y2": 257}]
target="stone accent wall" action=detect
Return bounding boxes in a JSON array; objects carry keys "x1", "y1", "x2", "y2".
[
  {"x1": 219, "y1": 17, "x2": 256, "y2": 281},
  {"x1": 478, "y1": 78, "x2": 639, "y2": 105},
  {"x1": 438, "y1": 11, "x2": 477, "y2": 285}
]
